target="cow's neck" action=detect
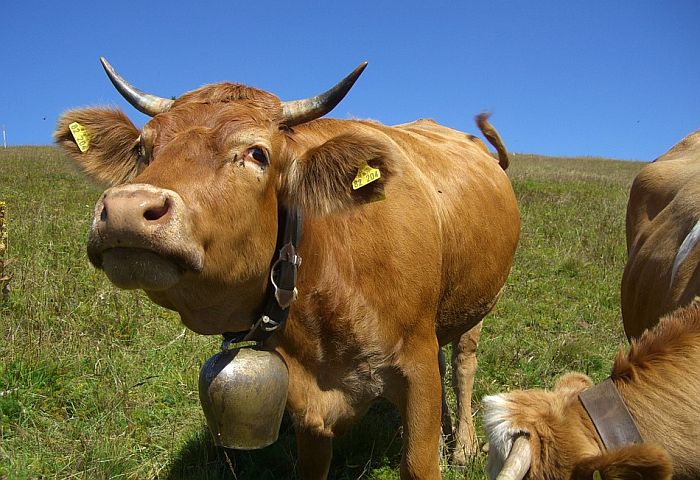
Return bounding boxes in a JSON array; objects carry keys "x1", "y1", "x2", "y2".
[{"x1": 223, "y1": 205, "x2": 303, "y2": 346}]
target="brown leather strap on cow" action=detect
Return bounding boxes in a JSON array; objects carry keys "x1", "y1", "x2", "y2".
[{"x1": 578, "y1": 377, "x2": 644, "y2": 450}]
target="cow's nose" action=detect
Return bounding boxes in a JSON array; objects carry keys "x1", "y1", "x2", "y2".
[
  {"x1": 86, "y1": 183, "x2": 203, "y2": 279},
  {"x1": 97, "y1": 187, "x2": 173, "y2": 235}
]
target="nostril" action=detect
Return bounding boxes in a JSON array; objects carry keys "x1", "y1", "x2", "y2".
[
  {"x1": 144, "y1": 199, "x2": 171, "y2": 221},
  {"x1": 100, "y1": 204, "x2": 108, "y2": 222}
]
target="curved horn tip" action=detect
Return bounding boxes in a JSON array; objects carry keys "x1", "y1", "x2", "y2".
[
  {"x1": 281, "y1": 61, "x2": 369, "y2": 127},
  {"x1": 99, "y1": 56, "x2": 117, "y2": 76},
  {"x1": 495, "y1": 435, "x2": 532, "y2": 480},
  {"x1": 99, "y1": 56, "x2": 113, "y2": 76},
  {"x1": 97, "y1": 56, "x2": 174, "y2": 117},
  {"x1": 348, "y1": 61, "x2": 369, "y2": 82}
]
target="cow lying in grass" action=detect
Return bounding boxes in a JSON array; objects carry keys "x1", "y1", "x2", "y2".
[{"x1": 482, "y1": 301, "x2": 700, "y2": 480}]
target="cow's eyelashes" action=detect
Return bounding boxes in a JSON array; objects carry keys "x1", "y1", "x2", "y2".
[{"x1": 244, "y1": 147, "x2": 269, "y2": 166}]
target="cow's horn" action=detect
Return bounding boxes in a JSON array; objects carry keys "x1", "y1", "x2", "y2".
[
  {"x1": 496, "y1": 435, "x2": 531, "y2": 480},
  {"x1": 281, "y1": 62, "x2": 368, "y2": 127},
  {"x1": 100, "y1": 57, "x2": 174, "y2": 117}
]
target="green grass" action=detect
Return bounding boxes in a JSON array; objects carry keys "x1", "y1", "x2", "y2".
[{"x1": 0, "y1": 146, "x2": 643, "y2": 479}]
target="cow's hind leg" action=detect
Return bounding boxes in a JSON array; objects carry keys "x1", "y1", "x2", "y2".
[
  {"x1": 451, "y1": 321, "x2": 482, "y2": 465},
  {"x1": 438, "y1": 347, "x2": 454, "y2": 443},
  {"x1": 296, "y1": 429, "x2": 332, "y2": 480}
]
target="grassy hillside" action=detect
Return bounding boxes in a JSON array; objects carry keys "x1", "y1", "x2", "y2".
[{"x1": 0, "y1": 146, "x2": 643, "y2": 479}]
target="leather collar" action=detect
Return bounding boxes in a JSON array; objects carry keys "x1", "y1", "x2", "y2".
[
  {"x1": 578, "y1": 377, "x2": 644, "y2": 450},
  {"x1": 222, "y1": 206, "x2": 303, "y2": 346}
]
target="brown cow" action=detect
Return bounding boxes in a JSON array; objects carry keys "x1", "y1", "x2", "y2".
[
  {"x1": 55, "y1": 58, "x2": 520, "y2": 479},
  {"x1": 482, "y1": 301, "x2": 700, "y2": 480},
  {"x1": 622, "y1": 127, "x2": 700, "y2": 339}
]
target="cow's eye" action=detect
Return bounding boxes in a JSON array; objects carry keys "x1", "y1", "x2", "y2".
[
  {"x1": 246, "y1": 147, "x2": 269, "y2": 166},
  {"x1": 134, "y1": 135, "x2": 152, "y2": 167},
  {"x1": 136, "y1": 141, "x2": 150, "y2": 168},
  {"x1": 139, "y1": 145, "x2": 149, "y2": 165}
]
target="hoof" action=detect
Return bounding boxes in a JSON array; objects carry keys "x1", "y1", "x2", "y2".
[{"x1": 452, "y1": 440, "x2": 481, "y2": 466}]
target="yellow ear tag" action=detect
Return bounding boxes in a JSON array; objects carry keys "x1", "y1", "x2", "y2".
[
  {"x1": 352, "y1": 161, "x2": 381, "y2": 190},
  {"x1": 69, "y1": 122, "x2": 91, "y2": 152},
  {"x1": 593, "y1": 471, "x2": 602, "y2": 480}
]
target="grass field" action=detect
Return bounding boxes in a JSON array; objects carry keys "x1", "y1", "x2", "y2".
[{"x1": 0, "y1": 146, "x2": 643, "y2": 479}]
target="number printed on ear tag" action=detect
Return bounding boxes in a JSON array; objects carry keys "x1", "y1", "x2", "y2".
[
  {"x1": 69, "y1": 122, "x2": 91, "y2": 152},
  {"x1": 352, "y1": 162, "x2": 381, "y2": 190}
]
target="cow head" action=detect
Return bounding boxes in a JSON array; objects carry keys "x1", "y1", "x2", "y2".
[
  {"x1": 482, "y1": 372, "x2": 673, "y2": 480},
  {"x1": 55, "y1": 58, "x2": 394, "y2": 335}
]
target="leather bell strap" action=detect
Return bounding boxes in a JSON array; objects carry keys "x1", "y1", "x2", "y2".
[{"x1": 578, "y1": 377, "x2": 644, "y2": 450}]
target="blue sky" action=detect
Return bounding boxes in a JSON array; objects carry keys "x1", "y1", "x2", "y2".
[{"x1": 2, "y1": 1, "x2": 699, "y2": 160}]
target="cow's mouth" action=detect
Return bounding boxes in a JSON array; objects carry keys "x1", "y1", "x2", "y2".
[{"x1": 96, "y1": 247, "x2": 203, "y2": 291}]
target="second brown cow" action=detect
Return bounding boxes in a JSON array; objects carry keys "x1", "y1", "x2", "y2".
[{"x1": 622, "y1": 126, "x2": 700, "y2": 338}]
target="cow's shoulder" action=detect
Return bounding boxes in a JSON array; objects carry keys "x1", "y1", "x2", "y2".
[
  {"x1": 628, "y1": 156, "x2": 700, "y2": 231},
  {"x1": 631, "y1": 128, "x2": 700, "y2": 225},
  {"x1": 632, "y1": 127, "x2": 700, "y2": 206},
  {"x1": 654, "y1": 128, "x2": 700, "y2": 163},
  {"x1": 634, "y1": 156, "x2": 700, "y2": 198}
]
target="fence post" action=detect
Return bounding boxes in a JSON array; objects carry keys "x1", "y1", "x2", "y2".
[{"x1": 0, "y1": 202, "x2": 9, "y2": 301}]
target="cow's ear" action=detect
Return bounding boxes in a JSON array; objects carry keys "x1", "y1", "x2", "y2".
[
  {"x1": 54, "y1": 108, "x2": 140, "y2": 186},
  {"x1": 571, "y1": 444, "x2": 672, "y2": 480},
  {"x1": 281, "y1": 132, "x2": 398, "y2": 216},
  {"x1": 554, "y1": 372, "x2": 593, "y2": 395}
]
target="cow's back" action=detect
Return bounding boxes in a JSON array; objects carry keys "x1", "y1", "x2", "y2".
[{"x1": 622, "y1": 139, "x2": 700, "y2": 338}]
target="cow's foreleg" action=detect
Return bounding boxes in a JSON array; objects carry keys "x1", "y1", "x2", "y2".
[
  {"x1": 398, "y1": 339, "x2": 442, "y2": 480},
  {"x1": 295, "y1": 429, "x2": 332, "y2": 480},
  {"x1": 451, "y1": 321, "x2": 482, "y2": 465}
]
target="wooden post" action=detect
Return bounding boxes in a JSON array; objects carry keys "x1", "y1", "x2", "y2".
[{"x1": 0, "y1": 202, "x2": 9, "y2": 300}]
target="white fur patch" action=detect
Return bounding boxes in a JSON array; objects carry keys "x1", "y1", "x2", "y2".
[
  {"x1": 482, "y1": 394, "x2": 529, "y2": 480},
  {"x1": 671, "y1": 218, "x2": 700, "y2": 289}
]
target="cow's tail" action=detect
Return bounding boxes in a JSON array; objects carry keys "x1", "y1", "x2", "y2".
[{"x1": 476, "y1": 113, "x2": 509, "y2": 170}]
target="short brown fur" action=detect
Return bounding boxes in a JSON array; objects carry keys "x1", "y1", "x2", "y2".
[{"x1": 571, "y1": 444, "x2": 672, "y2": 480}]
